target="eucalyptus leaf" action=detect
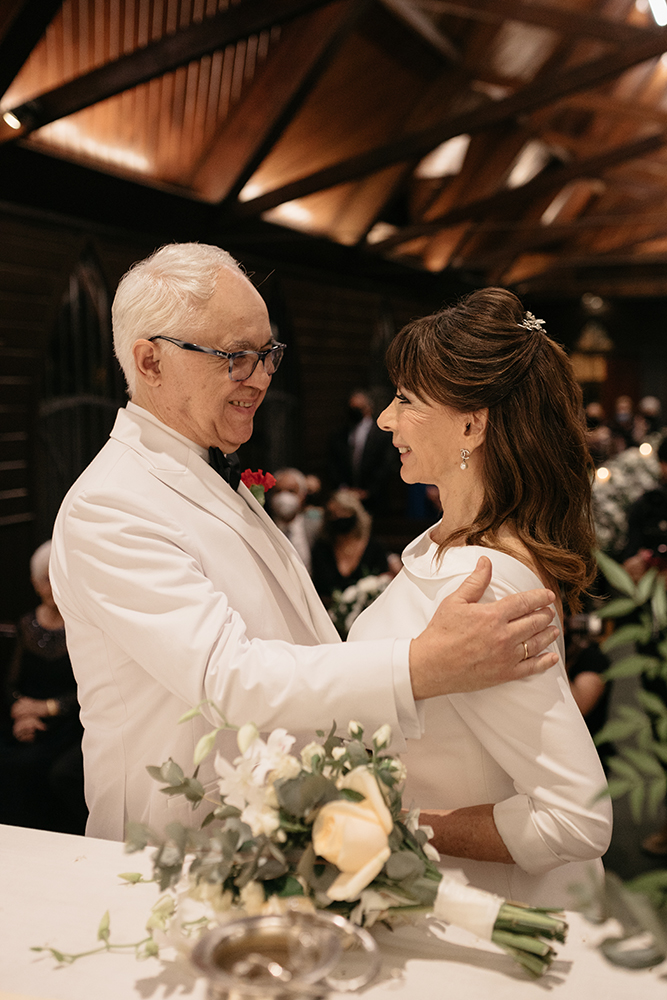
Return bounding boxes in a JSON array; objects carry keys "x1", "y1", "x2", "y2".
[
  {"x1": 276, "y1": 773, "x2": 339, "y2": 818},
  {"x1": 346, "y1": 741, "x2": 370, "y2": 767},
  {"x1": 384, "y1": 851, "x2": 425, "y2": 881},
  {"x1": 647, "y1": 774, "x2": 667, "y2": 816},
  {"x1": 97, "y1": 911, "x2": 111, "y2": 943},
  {"x1": 636, "y1": 566, "x2": 659, "y2": 606},
  {"x1": 339, "y1": 787, "x2": 365, "y2": 802},
  {"x1": 118, "y1": 872, "x2": 146, "y2": 883},
  {"x1": 601, "y1": 623, "x2": 652, "y2": 652},
  {"x1": 622, "y1": 747, "x2": 666, "y2": 778},
  {"x1": 651, "y1": 580, "x2": 667, "y2": 630},
  {"x1": 629, "y1": 783, "x2": 646, "y2": 825},
  {"x1": 604, "y1": 655, "x2": 660, "y2": 680},
  {"x1": 595, "y1": 550, "x2": 638, "y2": 598},
  {"x1": 608, "y1": 757, "x2": 640, "y2": 781},
  {"x1": 597, "y1": 597, "x2": 641, "y2": 619},
  {"x1": 636, "y1": 689, "x2": 667, "y2": 718},
  {"x1": 603, "y1": 778, "x2": 632, "y2": 799}
]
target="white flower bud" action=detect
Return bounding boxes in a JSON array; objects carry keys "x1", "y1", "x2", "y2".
[
  {"x1": 237, "y1": 722, "x2": 259, "y2": 754},
  {"x1": 348, "y1": 720, "x2": 364, "y2": 739},
  {"x1": 372, "y1": 724, "x2": 392, "y2": 750}
]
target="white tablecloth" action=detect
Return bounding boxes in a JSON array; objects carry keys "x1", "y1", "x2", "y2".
[{"x1": 1, "y1": 823, "x2": 665, "y2": 1000}]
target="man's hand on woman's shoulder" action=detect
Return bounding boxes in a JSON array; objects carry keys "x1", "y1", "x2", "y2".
[{"x1": 409, "y1": 556, "x2": 559, "y2": 699}]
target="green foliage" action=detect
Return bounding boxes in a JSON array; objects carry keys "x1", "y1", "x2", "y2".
[{"x1": 590, "y1": 551, "x2": 667, "y2": 964}]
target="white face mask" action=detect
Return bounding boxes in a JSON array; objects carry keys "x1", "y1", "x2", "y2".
[{"x1": 270, "y1": 490, "x2": 301, "y2": 520}]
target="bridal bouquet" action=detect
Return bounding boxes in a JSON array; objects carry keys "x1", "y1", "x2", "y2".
[{"x1": 118, "y1": 712, "x2": 566, "y2": 978}]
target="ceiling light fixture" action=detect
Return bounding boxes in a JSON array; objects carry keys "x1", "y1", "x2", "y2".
[
  {"x1": 2, "y1": 111, "x2": 21, "y2": 130},
  {"x1": 648, "y1": 0, "x2": 667, "y2": 26}
]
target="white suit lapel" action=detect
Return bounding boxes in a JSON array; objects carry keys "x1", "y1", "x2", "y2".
[{"x1": 111, "y1": 405, "x2": 339, "y2": 643}]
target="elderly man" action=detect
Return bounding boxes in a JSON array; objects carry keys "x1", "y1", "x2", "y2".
[{"x1": 50, "y1": 243, "x2": 558, "y2": 841}]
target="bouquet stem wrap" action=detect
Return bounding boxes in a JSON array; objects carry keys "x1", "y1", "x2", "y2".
[{"x1": 433, "y1": 875, "x2": 503, "y2": 940}]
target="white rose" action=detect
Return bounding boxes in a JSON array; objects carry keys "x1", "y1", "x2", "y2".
[
  {"x1": 348, "y1": 721, "x2": 364, "y2": 739},
  {"x1": 312, "y1": 767, "x2": 393, "y2": 902}
]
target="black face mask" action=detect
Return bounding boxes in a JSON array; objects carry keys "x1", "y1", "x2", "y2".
[
  {"x1": 328, "y1": 515, "x2": 357, "y2": 536},
  {"x1": 347, "y1": 407, "x2": 364, "y2": 426}
]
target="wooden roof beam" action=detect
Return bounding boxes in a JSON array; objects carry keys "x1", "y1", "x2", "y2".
[
  {"x1": 192, "y1": 1, "x2": 365, "y2": 203},
  {"x1": 0, "y1": 0, "x2": 338, "y2": 144},
  {"x1": 0, "y1": 0, "x2": 63, "y2": 101},
  {"x1": 373, "y1": 132, "x2": 665, "y2": 250},
  {"x1": 235, "y1": 25, "x2": 667, "y2": 216},
  {"x1": 410, "y1": 0, "x2": 659, "y2": 47}
]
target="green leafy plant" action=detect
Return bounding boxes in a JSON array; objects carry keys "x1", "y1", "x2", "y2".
[{"x1": 584, "y1": 550, "x2": 667, "y2": 967}]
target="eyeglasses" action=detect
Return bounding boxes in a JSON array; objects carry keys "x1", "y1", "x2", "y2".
[{"x1": 148, "y1": 335, "x2": 286, "y2": 382}]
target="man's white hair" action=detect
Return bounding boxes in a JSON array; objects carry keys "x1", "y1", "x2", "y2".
[
  {"x1": 112, "y1": 243, "x2": 242, "y2": 396},
  {"x1": 30, "y1": 540, "x2": 52, "y2": 583}
]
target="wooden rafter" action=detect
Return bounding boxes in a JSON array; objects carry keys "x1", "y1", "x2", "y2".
[
  {"x1": 191, "y1": 0, "x2": 365, "y2": 203},
  {"x1": 0, "y1": 0, "x2": 63, "y2": 100},
  {"x1": 235, "y1": 24, "x2": 667, "y2": 216},
  {"x1": 0, "y1": 0, "x2": 338, "y2": 143},
  {"x1": 411, "y1": 0, "x2": 658, "y2": 46},
  {"x1": 372, "y1": 132, "x2": 665, "y2": 250}
]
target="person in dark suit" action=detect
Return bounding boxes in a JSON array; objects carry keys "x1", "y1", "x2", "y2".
[{"x1": 328, "y1": 390, "x2": 400, "y2": 515}]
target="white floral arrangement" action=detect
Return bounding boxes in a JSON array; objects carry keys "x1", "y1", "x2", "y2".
[
  {"x1": 34, "y1": 714, "x2": 567, "y2": 978},
  {"x1": 593, "y1": 443, "x2": 660, "y2": 556},
  {"x1": 328, "y1": 574, "x2": 392, "y2": 636}
]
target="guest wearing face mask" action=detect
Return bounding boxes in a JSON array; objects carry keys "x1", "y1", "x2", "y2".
[
  {"x1": 310, "y1": 490, "x2": 393, "y2": 618},
  {"x1": 268, "y1": 468, "x2": 323, "y2": 573}
]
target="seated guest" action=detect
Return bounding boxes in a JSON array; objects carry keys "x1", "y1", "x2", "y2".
[
  {"x1": 0, "y1": 541, "x2": 86, "y2": 833},
  {"x1": 267, "y1": 467, "x2": 322, "y2": 573},
  {"x1": 348, "y1": 289, "x2": 612, "y2": 906}
]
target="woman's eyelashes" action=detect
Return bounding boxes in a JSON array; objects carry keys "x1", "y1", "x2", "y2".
[{"x1": 395, "y1": 391, "x2": 410, "y2": 404}]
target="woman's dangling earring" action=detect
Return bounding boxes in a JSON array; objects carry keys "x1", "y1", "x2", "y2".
[{"x1": 460, "y1": 448, "x2": 470, "y2": 470}]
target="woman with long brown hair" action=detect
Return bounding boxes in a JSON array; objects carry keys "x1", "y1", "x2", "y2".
[{"x1": 348, "y1": 287, "x2": 611, "y2": 907}]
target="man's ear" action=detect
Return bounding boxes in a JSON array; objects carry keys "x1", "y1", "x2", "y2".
[
  {"x1": 133, "y1": 339, "x2": 162, "y2": 387},
  {"x1": 464, "y1": 408, "x2": 488, "y2": 447}
]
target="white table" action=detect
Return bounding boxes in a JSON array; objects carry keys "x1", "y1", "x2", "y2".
[{"x1": 1, "y1": 823, "x2": 665, "y2": 1000}]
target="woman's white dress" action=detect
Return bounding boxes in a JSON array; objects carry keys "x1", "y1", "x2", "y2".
[{"x1": 347, "y1": 530, "x2": 612, "y2": 907}]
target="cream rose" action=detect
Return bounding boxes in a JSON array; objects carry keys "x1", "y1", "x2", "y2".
[{"x1": 312, "y1": 767, "x2": 393, "y2": 902}]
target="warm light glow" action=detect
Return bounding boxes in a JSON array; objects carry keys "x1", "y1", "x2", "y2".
[
  {"x1": 640, "y1": 442, "x2": 654, "y2": 456},
  {"x1": 596, "y1": 467, "x2": 611, "y2": 482},
  {"x1": 238, "y1": 181, "x2": 264, "y2": 202},
  {"x1": 506, "y1": 141, "x2": 552, "y2": 189},
  {"x1": 263, "y1": 201, "x2": 314, "y2": 232},
  {"x1": 2, "y1": 111, "x2": 21, "y2": 130},
  {"x1": 42, "y1": 119, "x2": 151, "y2": 173},
  {"x1": 648, "y1": 0, "x2": 667, "y2": 25},
  {"x1": 415, "y1": 135, "x2": 470, "y2": 180},
  {"x1": 366, "y1": 222, "x2": 398, "y2": 244}
]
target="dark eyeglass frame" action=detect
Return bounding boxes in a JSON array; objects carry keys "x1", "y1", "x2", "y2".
[{"x1": 148, "y1": 335, "x2": 286, "y2": 381}]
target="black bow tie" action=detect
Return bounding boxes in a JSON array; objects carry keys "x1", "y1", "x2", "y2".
[{"x1": 209, "y1": 447, "x2": 241, "y2": 490}]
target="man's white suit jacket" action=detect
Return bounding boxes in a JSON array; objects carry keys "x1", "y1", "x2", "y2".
[{"x1": 51, "y1": 405, "x2": 417, "y2": 841}]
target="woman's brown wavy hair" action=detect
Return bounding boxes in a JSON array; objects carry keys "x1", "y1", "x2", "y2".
[{"x1": 385, "y1": 287, "x2": 596, "y2": 612}]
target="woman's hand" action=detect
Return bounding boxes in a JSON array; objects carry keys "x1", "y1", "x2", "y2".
[
  {"x1": 12, "y1": 714, "x2": 47, "y2": 743},
  {"x1": 11, "y1": 696, "x2": 51, "y2": 720}
]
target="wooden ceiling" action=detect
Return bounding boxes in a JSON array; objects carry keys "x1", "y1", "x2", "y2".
[{"x1": 3, "y1": 0, "x2": 667, "y2": 296}]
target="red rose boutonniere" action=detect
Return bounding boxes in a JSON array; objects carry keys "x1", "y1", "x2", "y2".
[{"x1": 241, "y1": 469, "x2": 276, "y2": 507}]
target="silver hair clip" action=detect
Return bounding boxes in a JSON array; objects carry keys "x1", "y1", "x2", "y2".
[{"x1": 520, "y1": 311, "x2": 546, "y2": 332}]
